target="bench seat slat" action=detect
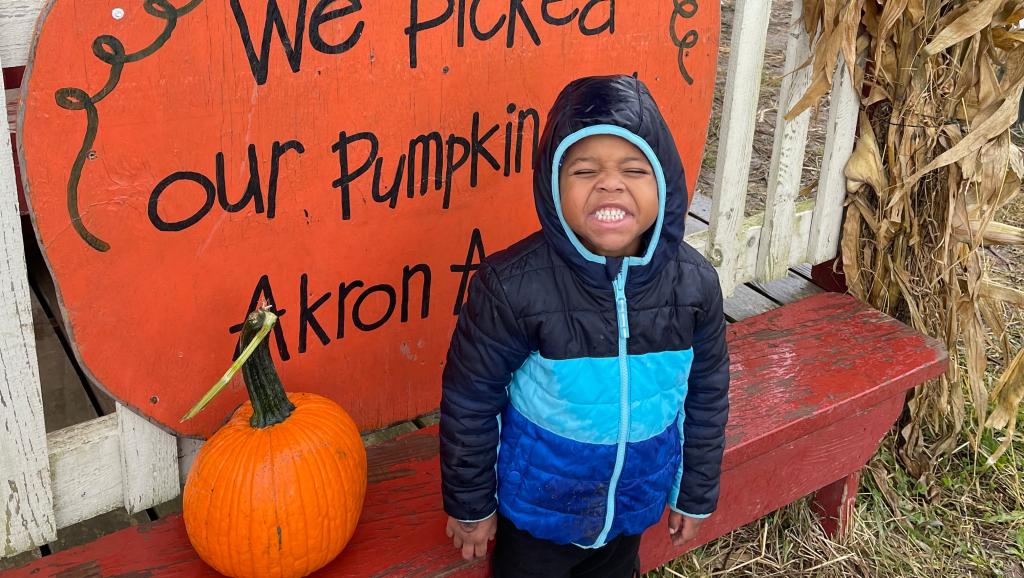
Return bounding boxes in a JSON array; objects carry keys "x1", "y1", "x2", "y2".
[
  {"x1": 723, "y1": 292, "x2": 946, "y2": 469},
  {"x1": 3, "y1": 293, "x2": 947, "y2": 578}
]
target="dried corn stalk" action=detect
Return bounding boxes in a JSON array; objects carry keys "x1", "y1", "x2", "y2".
[{"x1": 794, "y1": 0, "x2": 1024, "y2": 475}]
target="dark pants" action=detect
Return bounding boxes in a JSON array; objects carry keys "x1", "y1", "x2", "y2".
[{"x1": 492, "y1": 515, "x2": 642, "y2": 578}]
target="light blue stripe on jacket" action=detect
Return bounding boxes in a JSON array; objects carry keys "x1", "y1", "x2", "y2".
[{"x1": 509, "y1": 349, "x2": 694, "y2": 445}]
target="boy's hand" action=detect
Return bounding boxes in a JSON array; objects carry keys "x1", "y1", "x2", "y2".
[
  {"x1": 446, "y1": 515, "x2": 497, "y2": 561},
  {"x1": 668, "y1": 511, "x2": 704, "y2": 546}
]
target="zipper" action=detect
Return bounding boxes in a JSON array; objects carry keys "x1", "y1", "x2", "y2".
[{"x1": 594, "y1": 263, "x2": 631, "y2": 546}]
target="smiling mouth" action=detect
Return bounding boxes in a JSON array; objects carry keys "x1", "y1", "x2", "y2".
[{"x1": 594, "y1": 208, "x2": 629, "y2": 223}]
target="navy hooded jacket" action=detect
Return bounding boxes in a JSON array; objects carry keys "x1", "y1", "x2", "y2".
[{"x1": 440, "y1": 75, "x2": 730, "y2": 548}]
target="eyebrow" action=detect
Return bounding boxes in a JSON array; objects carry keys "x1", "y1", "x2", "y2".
[
  {"x1": 566, "y1": 156, "x2": 596, "y2": 167},
  {"x1": 565, "y1": 155, "x2": 650, "y2": 166}
]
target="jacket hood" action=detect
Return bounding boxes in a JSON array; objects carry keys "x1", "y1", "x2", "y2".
[{"x1": 534, "y1": 75, "x2": 689, "y2": 290}]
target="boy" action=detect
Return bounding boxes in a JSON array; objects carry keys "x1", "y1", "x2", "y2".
[{"x1": 440, "y1": 75, "x2": 730, "y2": 577}]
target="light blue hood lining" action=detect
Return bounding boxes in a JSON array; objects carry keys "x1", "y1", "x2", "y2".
[{"x1": 550, "y1": 125, "x2": 668, "y2": 267}]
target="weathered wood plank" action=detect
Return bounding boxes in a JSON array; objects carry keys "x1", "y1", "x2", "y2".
[
  {"x1": 792, "y1": 262, "x2": 814, "y2": 279},
  {"x1": 751, "y1": 271, "x2": 824, "y2": 305},
  {"x1": 807, "y1": 57, "x2": 859, "y2": 264},
  {"x1": 687, "y1": 192, "x2": 815, "y2": 298},
  {"x1": 687, "y1": 200, "x2": 816, "y2": 293},
  {"x1": 116, "y1": 404, "x2": 179, "y2": 516},
  {"x1": 685, "y1": 213, "x2": 707, "y2": 234},
  {"x1": 10, "y1": 410, "x2": 188, "y2": 539},
  {"x1": 687, "y1": 193, "x2": 715, "y2": 226},
  {"x1": 361, "y1": 421, "x2": 419, "y2": 447},
  {"x1": 689, "y1": 204, "x2": 779, "y2": 320},
  {"x1": 152, "y1": 438, "x2": 203, "y2": 519},
  {"x1": 47, "y1": 509, "x2": 148, "y2": 556},
  {"x1": 723, "y1": 285, "x2": 779, "y2": 322},
  {"x1": 755, "y1": 0, "x2": 813, "y2": 282},
  {"x1": 414, "y1": 411, "x2": 440, "y2": 429},
  {"x1": 175, "y1": 438, "x2": 203, "y2": 488},
  {"x1": 721, "y1": 294, "x2": 945, "y2": 466},
  {"x1": 3, "y1": 293, "x2": 949, "y2": 577},
  {"x1": 47, "y1": 415, "x2": 121, "y2": 530},
  {"x1": 737, "y1": 200, "x2": 815, "y2": 284},
  {"x1": 0, "y1": 50, "x2": 55, "y2": 557},
  {"x1": 0, "y1": 549, "x2": 39, "y2": 572},
  {"x1": 705, "y1": 0, "x2": 773, "y2": 295},
  {"x1": 0, "y1": 1, "x2": 44, "y2": 69}
]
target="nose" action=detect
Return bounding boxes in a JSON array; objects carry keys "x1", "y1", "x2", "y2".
[{"x1": 594, "y1": 170, "x2": 626, "y2": 193}]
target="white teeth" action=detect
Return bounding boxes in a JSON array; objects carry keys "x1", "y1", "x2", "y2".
[{"x1": 595, "y1": 208, "x2": 627, "y2": 222}]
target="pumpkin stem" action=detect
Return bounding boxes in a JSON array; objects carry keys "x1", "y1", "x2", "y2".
[
  {"x1": 181, "y1": 307, "x2": 294, "y2": 427},
  {"x1": 239, "y1": 309, "x2": 295, "y2": 428}
]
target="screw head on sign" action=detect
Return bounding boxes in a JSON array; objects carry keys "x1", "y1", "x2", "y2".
[{"x1": 112, "y1": 8, "x2": 125, "y2": 20}]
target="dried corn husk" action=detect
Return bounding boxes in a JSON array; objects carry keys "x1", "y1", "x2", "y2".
[{"x1": 797, "y1": 0, "x2": 1024, "y2": 474}]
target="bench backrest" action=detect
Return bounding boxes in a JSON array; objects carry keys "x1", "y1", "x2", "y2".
[{"x1": 0, "y1": 0, "x2": 858, "y2": 559}]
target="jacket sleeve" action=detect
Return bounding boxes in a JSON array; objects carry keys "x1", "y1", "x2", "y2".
[
  {"x1": 674, "y1": 265, "x2": 730, "y2": 517},
  {"x1": 440, "y1": 263, "x2": 531, "y2": 522}
]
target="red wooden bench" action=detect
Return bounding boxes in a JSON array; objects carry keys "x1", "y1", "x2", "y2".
[{"x1": 2, "y1": 293, "x2": 946, "y2": 577}]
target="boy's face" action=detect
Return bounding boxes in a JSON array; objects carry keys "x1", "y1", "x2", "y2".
[{"x1": 559, "y1": 135, "x2": 659, "y2": 258}]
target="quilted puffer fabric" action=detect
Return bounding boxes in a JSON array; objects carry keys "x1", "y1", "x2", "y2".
[{"x1": 440, "y1": 75, "x2": 730, "y2": 547}]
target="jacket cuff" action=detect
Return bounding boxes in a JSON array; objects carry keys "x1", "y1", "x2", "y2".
[
  {"x1": 668, "y1": 503, "x2": 713, "y2": 519},
  {"x1": 455, "y1": 510, "x2": 497, "y2": 524},
  {"x1": 442, "y1": 491, "x2": 498, "y2": 523}
]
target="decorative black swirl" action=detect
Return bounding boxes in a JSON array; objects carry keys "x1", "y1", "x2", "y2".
[
  {"x1": 55, "y1": 0, "x2": 204, "y2": 252},
  {"x1": 669, "y1": 0, "x2": 699, "y2": 86}
]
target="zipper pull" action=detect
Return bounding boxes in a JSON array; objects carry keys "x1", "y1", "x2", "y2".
[{"x1": 617, "y1": 297, "x2": 630, "y2": 339}]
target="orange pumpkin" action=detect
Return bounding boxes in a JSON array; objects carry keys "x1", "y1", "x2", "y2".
[{"x1": 183, "y1": 309, "x2": 367, "y2": 578}]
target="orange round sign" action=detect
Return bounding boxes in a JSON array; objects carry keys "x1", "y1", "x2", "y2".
[{"x1": 20, "y1": 0, "x2": 719, "y2": 437}]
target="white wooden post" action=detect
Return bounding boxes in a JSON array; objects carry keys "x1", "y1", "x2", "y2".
[
  {"x1": 807, "y1": 57, "x2": 859, "y2": 263},
  {"x1": 0, "y1": 1, "x2": 45, "y2": 69},
  {"x1": 706, "y1": 0, "x2": 773, "y2": 296},
  {"x1": 116, "y1": 404, "x2": 179, "y2": 515},
  {"x1": 755, "y1": 0, "x2": 813, "y2": 280},
  {"x1": 0, "y1": 50, "x2": 57, "y2": 555},
  {"x1": 177, "y1": 437, "x2": 204, "y2": 487}
]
